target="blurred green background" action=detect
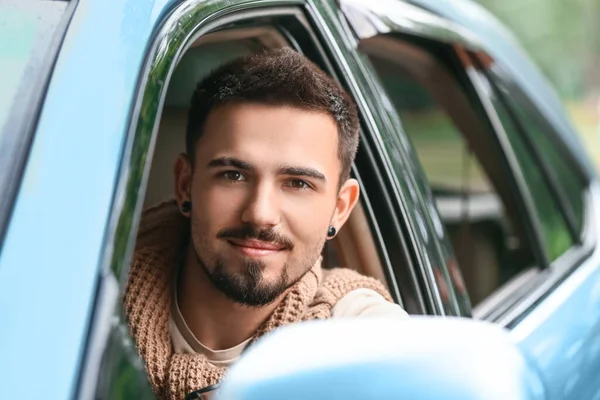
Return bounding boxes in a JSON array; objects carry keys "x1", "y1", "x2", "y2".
[{"x1": 477, "y1": 0, "x2": 600, "y2": 170}]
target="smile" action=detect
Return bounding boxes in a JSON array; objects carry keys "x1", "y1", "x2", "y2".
[{"x1": 227, "y1": 239, "x2": 285, "y2": 257}]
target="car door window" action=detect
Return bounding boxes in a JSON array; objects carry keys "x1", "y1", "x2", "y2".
[{"x1": 357, "y1": 36, "x2": 539, "y2": 306}]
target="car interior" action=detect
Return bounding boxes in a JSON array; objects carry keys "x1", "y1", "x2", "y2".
[{"x1": 142, "y1": 27, "x2": 390, "y2": 290}]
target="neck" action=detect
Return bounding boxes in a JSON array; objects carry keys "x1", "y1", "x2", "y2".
[{"x1": 177, "y1": 244, "x2": 286, "y2": 350}]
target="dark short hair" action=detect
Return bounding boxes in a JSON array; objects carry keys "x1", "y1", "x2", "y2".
[{"x1": 186, "y1": 47, "x2": 360, "y2": 182}]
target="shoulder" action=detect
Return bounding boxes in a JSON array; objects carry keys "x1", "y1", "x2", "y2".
[
  {"x1": 332, "y1": 288, "x2": 409, "y2": 319},
  {"x1": 319, "y1": 268, "x2": 409, "y2": 318},
  {"x1": 320, "y1": 267, "x2": 393, "y2": 302}
]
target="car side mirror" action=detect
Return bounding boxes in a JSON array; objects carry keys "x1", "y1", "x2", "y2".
[{"x1": 216, "y1": 317, "x2": 546, "y2": 400}]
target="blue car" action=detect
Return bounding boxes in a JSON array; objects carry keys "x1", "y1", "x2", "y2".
[{"x1": 1, "y1": 0, "x2": 598, "y2": 398}]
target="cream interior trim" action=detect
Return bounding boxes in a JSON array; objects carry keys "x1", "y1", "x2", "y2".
[
  {"x1": 334, "y1": 202, "x2": 389, "y2": 287},
  {"x1": 190, "y1": 26, "x2": 289, "y2": 48}
]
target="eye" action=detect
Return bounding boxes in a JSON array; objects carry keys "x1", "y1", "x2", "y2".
[
  {"x1": 287, "y1": 179, "x2": 311, "y2": 190},
  {"x1": 223, "y1": 171, "x2": 245, "y2": 181}
]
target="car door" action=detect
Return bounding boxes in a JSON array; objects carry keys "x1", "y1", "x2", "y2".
[
  {"x1": 338, "y1": 0, "x2": 600, "y2": 398},
  {"x1": 64, "y1": 0, "x2": 469, "y2": 397}
]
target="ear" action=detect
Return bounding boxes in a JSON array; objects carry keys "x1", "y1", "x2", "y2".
[
  {"x1": 174, "y1": 153, "x2": 193, "y2": 212},
  {"x1": 329, "y1": 178, "x2": 360, "y2": 237}
]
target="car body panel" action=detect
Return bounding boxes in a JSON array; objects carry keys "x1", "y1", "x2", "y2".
[
  {"x1": 510, "y1": 183, "x2": 600, "y2": 399},
  {"x1": 0, "y1": 0, "x2": 177, "y2": 397}
]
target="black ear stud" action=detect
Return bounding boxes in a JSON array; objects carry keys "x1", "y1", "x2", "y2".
[
  {"x1": 327, "y1": 226, "x2": 337, "y2": 238},
  {"x1": 181, "y1": 201, "x2": 191, "y2": 214}
]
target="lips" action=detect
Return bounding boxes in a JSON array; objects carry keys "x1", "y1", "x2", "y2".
[{"x1": 227, "y1": 239, "x2": 285, "y2": 257}]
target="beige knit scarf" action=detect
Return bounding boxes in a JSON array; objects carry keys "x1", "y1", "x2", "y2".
[{"x1": 123, "y1": 200, "x2": 392, "y2": 400}]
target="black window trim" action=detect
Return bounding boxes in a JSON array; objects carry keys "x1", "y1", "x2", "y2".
[
  {"x1": 0, "y1": 0, "x2": 79, "y2": 253},
  {"x1": 356, "y1": 50, "x2": 466, "y2": 316}
]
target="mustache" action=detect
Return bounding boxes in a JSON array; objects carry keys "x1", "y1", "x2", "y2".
[{"x1": 217, "y1": 225, "x2": 294, "y2": 250}]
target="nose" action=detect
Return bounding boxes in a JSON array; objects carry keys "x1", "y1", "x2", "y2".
[{"x1": 241, "y1": 181, "x2": 281, "y2": 228}]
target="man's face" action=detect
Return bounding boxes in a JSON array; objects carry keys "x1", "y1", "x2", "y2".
[{"x1": 176, "y1": 102, "x2": 358, "y2": 307}]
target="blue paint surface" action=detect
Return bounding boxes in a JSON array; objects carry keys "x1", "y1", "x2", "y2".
[
  {"x1": 0, "y1": 0, "x2": 175, "y2": 398},
  {"x1": 510, "y1": 185, "x2": 600, "y2": 399},
  {"x1": 1, "y1": 0, "x2": 599, "y2": 399}
]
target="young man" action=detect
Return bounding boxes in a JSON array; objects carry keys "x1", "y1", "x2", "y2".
[{"x1": 124, "y1": 47, "x2": 408, "y2": 399}]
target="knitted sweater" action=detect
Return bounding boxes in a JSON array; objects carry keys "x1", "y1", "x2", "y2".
[{"x1": 123, "y1": 201, "x2": 393, "y2": 400}]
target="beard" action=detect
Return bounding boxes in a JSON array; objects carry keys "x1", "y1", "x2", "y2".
[
  {"x1": 191, "y1": 221, "x2": 326, "y2": 307},
  {"x1": 198, "y1": 256, "x2": 292, "y2": 307}
]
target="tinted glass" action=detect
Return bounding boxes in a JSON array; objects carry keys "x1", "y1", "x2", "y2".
[
  {"x1": 381, "y1": 74, "x2": 490, "y2": 193},
  {"x1": 94, "y1": 308, "x2": 155, "y2": 399},
  {"x1": 503, "y1": 93, "x2": 584, "y2": 236},
  {"x1": 362, "y1": 45, "x2": 534, "y2": 305},
  {"x1": 483, "y1": 75, "x2": 574, "y2": 260}
]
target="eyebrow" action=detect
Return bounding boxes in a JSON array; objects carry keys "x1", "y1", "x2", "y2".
[
  {"x1": 207, "y1": 157, "x2": 254, "y2": 170},
  {"x1": 278, "y1": 166, "x2": 327, "y2": 182}
]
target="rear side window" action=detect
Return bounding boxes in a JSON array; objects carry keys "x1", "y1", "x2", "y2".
[{"x1": 0, "y1": 0, "x2": 68, "y2": 241}]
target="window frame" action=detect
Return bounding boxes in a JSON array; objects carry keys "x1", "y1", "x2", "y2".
[
  {"x1": 76, "y1": 0, "x2": 438, "y2": 396},
  {"x1": 302, "y1": 0, "x2": 446, "y2": 314}
]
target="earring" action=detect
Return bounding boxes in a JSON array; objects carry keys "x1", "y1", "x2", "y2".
[
  {"x1": 327, "y1": 226, "x2": 337, "y2": 238},
  {"x1": 181, "y1": 201, "x2": 191, "y2": 214}
]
